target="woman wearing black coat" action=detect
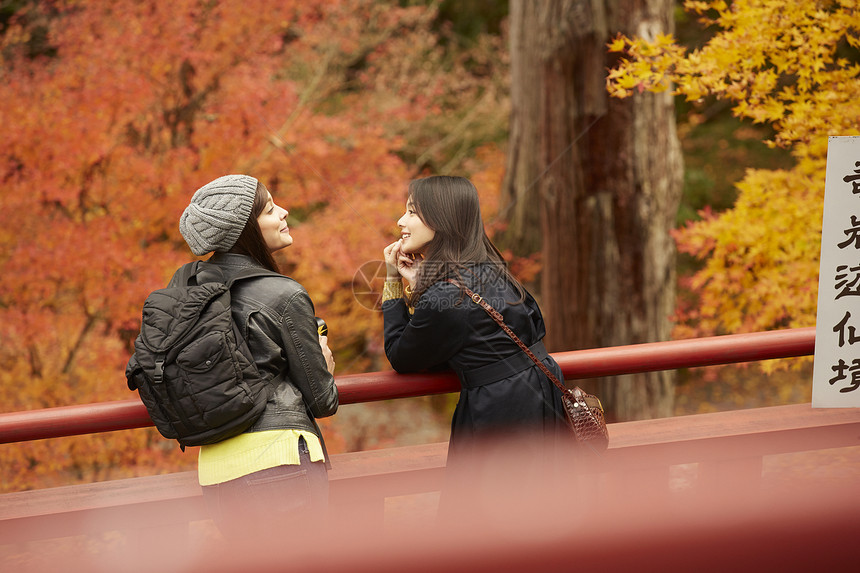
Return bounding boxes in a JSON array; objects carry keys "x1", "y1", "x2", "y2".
[{"x1": 382, "y1": 176, "x2": 570, "y2": 515}]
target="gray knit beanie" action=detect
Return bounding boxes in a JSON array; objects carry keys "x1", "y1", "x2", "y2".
[{"x1": 179, "y1": 174, "x2": 258, "y2": 255}]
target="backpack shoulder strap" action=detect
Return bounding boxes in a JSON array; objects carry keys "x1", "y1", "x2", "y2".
[
  {"x1": 225, "y1": 266, "x2": 284, "y2": 288},
  {"x1": 172, "y1": 261, "x2": 204, "y2": 287},
  {"x1": 184, "y1": 260, "x2": 283, "y2": 288}
]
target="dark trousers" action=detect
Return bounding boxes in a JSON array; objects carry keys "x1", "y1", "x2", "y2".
[{"x1": 201, "y1": 436, "x2": 329, "y2": 541}]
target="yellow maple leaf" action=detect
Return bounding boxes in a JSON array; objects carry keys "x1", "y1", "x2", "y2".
[{"x1": 608, "y1": 36, "x2": 627, "y2": 53}]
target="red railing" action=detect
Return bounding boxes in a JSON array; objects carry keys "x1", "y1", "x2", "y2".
[
  {"x1": 4, "y1": 325, "x2": 860, "y2": 573},
  {"x1": 0, "y1": 327, "x2": 816, "y2": 443}
]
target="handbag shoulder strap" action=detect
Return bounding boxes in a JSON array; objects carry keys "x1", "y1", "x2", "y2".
[{"x1": 447, "y1": 279, "x2": 573, "y2": 397}]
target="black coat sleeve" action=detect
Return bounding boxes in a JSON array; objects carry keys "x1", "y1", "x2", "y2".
[{"x1": 383, "y1": 282, "x2": 468, "y2": 373}]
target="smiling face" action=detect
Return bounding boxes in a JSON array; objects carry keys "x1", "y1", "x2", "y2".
[
  {"x1": 257, "y1": 190, "x2": 292, "y2": 253},
  {"x1": 397, "y1": 198, "x2": 435, "y2": 254}
]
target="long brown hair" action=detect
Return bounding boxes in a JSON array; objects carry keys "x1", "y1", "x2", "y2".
[
  {"x1": 229, "y1": 181, "x2": 281, "y2": 273},
  {"x1": 408, "y1": 175, "x2": 523, "y2": 302}
]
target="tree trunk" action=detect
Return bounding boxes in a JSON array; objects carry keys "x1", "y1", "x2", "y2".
[{"x1": 502, "y1": 0, "x2": 683, "y2": 421}]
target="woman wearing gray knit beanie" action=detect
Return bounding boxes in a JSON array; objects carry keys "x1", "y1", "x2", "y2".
[{"x1": 176, "y1": 174, "x2": 339, "y2": 541}]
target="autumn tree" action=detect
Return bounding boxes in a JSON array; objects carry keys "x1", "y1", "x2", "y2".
[
  {"x1": 0, "y1": 0, "x2": 508, "y2": 492},
  {"x1": 607, "y1": 0, "x2": 860, "y2": 346},
  {"x1": 501, "y1": 0, "x2": 684, "y2": 421}
]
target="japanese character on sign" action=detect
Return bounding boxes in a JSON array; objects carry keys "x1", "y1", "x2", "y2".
[
  {"x1": 829, "y1": 358, "x2": 860, "y2": 393},
  {"x1": 834, "y1": 264, "x2": 860, "y2": 299},
  {"x1": 844, "y1": 160, "x2": 860, "y2": 194},
  {"x1": 837, "y1": 215, "x2": 860, "y2": 249},
  {"x1": 832, "y1": 310, "x2": 860, "y2": 347}
]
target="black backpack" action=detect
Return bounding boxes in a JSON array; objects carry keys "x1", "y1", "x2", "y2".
[{"x1": 125, "y1": 261, "x2": 279, "y2": 450}]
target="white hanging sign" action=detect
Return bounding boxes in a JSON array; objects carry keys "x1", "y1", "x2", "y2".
[{"x1": 813, "y1": 135, "x2": 860, "y2": 407}]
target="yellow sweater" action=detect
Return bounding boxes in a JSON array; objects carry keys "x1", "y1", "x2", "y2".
[{"x1": 197, "y1": 429, "x2": 325, "y2": 486}]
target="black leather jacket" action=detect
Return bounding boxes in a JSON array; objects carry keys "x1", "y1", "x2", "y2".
[{"x1": 189, "y1": 253, "x2": 338, "y2": 444}]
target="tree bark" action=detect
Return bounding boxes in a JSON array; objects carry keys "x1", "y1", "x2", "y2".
[{"x1": 502, "y1": 0, "x2": 683, "y2": 420}]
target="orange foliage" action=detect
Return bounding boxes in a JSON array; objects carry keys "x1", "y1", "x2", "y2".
[{"x1": 0, "y1": 0, "x2": 509, "y2": 491}]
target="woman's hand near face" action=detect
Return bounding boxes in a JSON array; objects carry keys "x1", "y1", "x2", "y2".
[
  {"x1": 396, "y1": 252, "x2": 419, "y2": 286},
  {"x1": 383, "y1": 239, "x2": 403, "y2": 279},
  {"x1": 384, "y1": 239, "x2": 421, "y2": 286}
]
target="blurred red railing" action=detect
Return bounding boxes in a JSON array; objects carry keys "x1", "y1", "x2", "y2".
[{"x1": 3, "y1": 325, "x2": 860, "y2": 573}]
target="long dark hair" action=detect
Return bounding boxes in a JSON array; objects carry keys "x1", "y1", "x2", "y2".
[
  {"x1": 229, "y1": 181, "x2": 281, "y2": 273},
  {"x1": 408, "y1": 175, "x2": 523, "y2": 302}
]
